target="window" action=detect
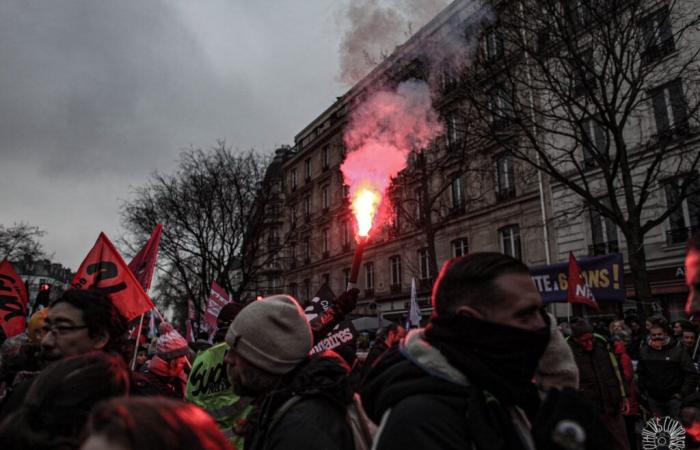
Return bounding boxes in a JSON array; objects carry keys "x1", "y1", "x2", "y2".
[
  {"x1": 418, "y1": 248, "x2": 431, "y2": 280},
  {"x1": 641, "y1": 6, "x2": 675, "y2": 63},
  {"x1": 391, "y1": 201, "x2": 401, "y2": 235},
  {"x1": 365, "y1": 262, "x2": 375, "y2": 291},
  {"x1": 290, "y1": 242, "x2": 297, "y2": 264},
  {"x1": 322, "y1": 228, "x2": 329, "y2": 255},
  {"x1": 390, "y1": 255, "x2": 402, "y2": 287},
  {"x1": 496, "y1": 153, "x2": 516, "y2": 200},
  {"x1": 580, "y1": 118, "x2": 607, "y2": 168},
  {"x1": 440, "y1": 68, "x2": 458, "y2": 91},
  {"x1": 342, "y1": 220, "x2": 351, "y2": 247},
  {"x1": 489, "y1": 86, "x2": 514, "y2": 128},
  {"x1": 343, "y1": 268, "x2": 350, "y2": 288},
  {"x1": 303, "y1": 279, "x2": 311, "y2": 303},
  {"x1": 322, "y1": 273, "x2": 330, "y2": 285},
  {"x1": 303, "y1": 237, "x2": 310, "y2": 262},
  {"x1": 481, "y1": 27, "x2": 503, "y2": 61},
  {"x1": 445, "y1": 113, "x2": 464, "y2": 148},
  {"x1": 289, "y1": 204, "x2": 297, "y2": 229},
  {"x1": 452, "y1": 238, "x2": 469, "y2": 257},
  {"x1": 322, "y1": 145, "x2": 330, "y2": 169},
  {"x1": 269, "y1": 227, "x2": 279, "y2": 246},
  {"x1": 450, "y1": 176, "x2": 464, "y2": 209},
  {"x1": 290, "y1": 282, "x2": 299, "y2": 300},
  {"x1": 651, "y1": 79, "x2": 688, "y2": 137},
  {"x1": 590, "y1": 202, "x2": 618, "y2": 255},
  {"x1": 569, "y1": 0, "x2": 594, "y2": 29},
  {"x1": 415, "y1": 188, "x2": 424, "y2": 221},
  {"x1": 304, "y1": 159, "x2": 311, "y2": 181},
  {"x1": 290, "y1": 168, "x2": 298, "y2": 190},
  {"x1": 573, "y1": 49, "x2": 594, "y2": 96},
  {"x1": 304, "y1": 196, "x2": 311, "y2": 220},
  {"x1": 322, "y1": 185, "x2": 330, "y2": 210},
  {"x1": 500, "y1": 225, "x2": 522, "y2": 260},
  {"x1": 665, "y1": 176, "x2": 700, "y2": 244}
]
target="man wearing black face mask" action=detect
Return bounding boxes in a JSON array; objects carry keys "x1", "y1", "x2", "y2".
[{"x1": 361, "y1": 252, "x2": 604, "y2": 450}]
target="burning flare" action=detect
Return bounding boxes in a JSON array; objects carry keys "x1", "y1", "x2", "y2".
[{"x1": 352, "y1": 186, "x2": 381, "y2": 237}]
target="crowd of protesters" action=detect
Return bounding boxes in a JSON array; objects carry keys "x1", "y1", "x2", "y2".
[{"x1": 1, "y1": 238, "x2": 700, "y2": 449}]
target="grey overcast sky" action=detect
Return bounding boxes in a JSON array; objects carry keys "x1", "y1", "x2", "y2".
[{"x1": 0, "y1": 0, "x2": 448, "y2": 270}]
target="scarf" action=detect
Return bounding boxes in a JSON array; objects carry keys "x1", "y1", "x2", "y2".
[{"x1": 425, "y1": 313, "x2": 550, "y2": 416}]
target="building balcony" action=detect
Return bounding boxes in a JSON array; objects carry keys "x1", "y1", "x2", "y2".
[
  {"x1": 495, "y1": 188, "x2": 516, "y2": 202},
  {"x1": 667, "y1": 226, "x2": 699, "y2": 246},
  {"x1": 588, "y1": 240, "x2": 619, "y2": 256}
]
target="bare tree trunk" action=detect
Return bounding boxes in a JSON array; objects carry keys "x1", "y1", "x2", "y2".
[{"x1": 624, "y1": 228, "x2": 652, "y2": 319}]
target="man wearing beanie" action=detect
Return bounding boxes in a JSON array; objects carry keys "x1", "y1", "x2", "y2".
[
  {"x1": 361, "y1": 253, "x2": 605, "y2": 450},
  {"x1": 568, "y1": 317, "x2": 630, "y2": 450},
  {"x1": 133, "y1": 323, "x2": 189, "y2": 398},
  {"x1": 224, "y1": 294, "x2": 354, "y2": 450}
]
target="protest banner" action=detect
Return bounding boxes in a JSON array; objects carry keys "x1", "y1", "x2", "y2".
[
  {"x1": 205, "y1": 281, "x2": 230, "y2": 333},
  {"x1": 530, "y1": 253, "x2": 625, "y2": 303},
  {"x1": 305, "y1": 283, "x2": 358, "y2": 355},
  {"x1": 567, "y1": 252, "x2": 600, "y2": 310}
]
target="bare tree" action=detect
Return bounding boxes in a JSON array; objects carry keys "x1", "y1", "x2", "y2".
[
  {"x1": 389, "y1": 119, "x2": 493, "y2": 283},
  {"x1": 121, "y1": 142, "x2": 283, "y2": 327},
  {"x1": 0, "y1": 222, "x2": 47, "y2": 263},
  {"x1": 457, "y1": 0, "x2": 700, "y2": 310}
]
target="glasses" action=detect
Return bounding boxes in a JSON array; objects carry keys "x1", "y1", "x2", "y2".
[{"x1": 42, "y1": 324, "x2": 89, "y2": 336}]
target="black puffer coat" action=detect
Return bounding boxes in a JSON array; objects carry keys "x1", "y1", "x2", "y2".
[
  {"x1": 244, "y1": 351, "x2": 354, "y2": 450},
  {"x1": 361, "y1": 329, "x2": 608, "y2": 450},
  {"x1": 638, "y1": 337, "x2": 698, "y2": 401}
]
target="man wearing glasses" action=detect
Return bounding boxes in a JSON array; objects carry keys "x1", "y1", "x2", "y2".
[{"x1": 41, "y1": 289, "x2": 128, "y2": 362}]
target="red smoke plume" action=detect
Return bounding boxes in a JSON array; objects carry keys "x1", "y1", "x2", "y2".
[{"x1": 340, "y1": 80, "x2": 443, "y2": 235}]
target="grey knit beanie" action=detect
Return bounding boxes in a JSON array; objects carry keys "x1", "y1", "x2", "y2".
[{"x1": 225, "y1": 295, "x2": 312, "y2": 375}]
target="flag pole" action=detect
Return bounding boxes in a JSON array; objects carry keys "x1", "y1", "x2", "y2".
[{"x1": 130, "y1": 313, "x2": 145, "y2": 370}]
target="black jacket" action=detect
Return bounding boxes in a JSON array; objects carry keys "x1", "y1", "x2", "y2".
[
  {"x1": 361, "y1": 329, "x2": 608, "y2": 450},
  {"x1": 245, "y1": 351, "x2": 354, "y2": 450},
  {"x1": 568, "y1": 336, "x2": 625, "y2": 414},
  {"x1": 638, "y1": 337, "x2": 698, "y2": 401}
]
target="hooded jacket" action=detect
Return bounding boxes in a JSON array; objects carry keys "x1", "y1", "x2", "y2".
[
  {"x1": 361, "y1": 329, "x2": 536, "y2": 450},
  {"x1": 244, "y1": 351, "x2": 354, "y2": 450},
  {"x1": 361, "y1": 329, "x2": 608, "y2": 450}
]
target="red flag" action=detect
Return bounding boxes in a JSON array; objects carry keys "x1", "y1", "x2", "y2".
[
  {"x1": 0, "y1": 259, "x2": 29, "y2": 337},
  {"x1": 71, "y1": 232, "x2": 155, "y2": 321},
  {"x1": 127, "y1": 224, "x2": 162, "y2": 292},
  {"x1": 204, "y1": 281, "x2": 230, "y2": 332},
  {"x1": 567, "y1": 252, "x2": 600, "y2": 311}
]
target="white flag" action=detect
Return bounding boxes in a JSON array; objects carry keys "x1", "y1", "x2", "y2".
[{"x1": 408, "y1": 278, "x2": 421, "y2": 328}]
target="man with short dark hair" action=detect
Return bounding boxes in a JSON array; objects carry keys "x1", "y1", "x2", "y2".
[
  {"x1": 361, "y1": 323, "x2": 406, "y2": 379},
  {"x1": 361, "y1": 252, "x2": 603, "y2": 450},
  {"x1": 637, "y1": 324, "x2": 698, "y2": 418},
  {"x1": 40, "y1": 289, "x2": 128, "y2": 362}
]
